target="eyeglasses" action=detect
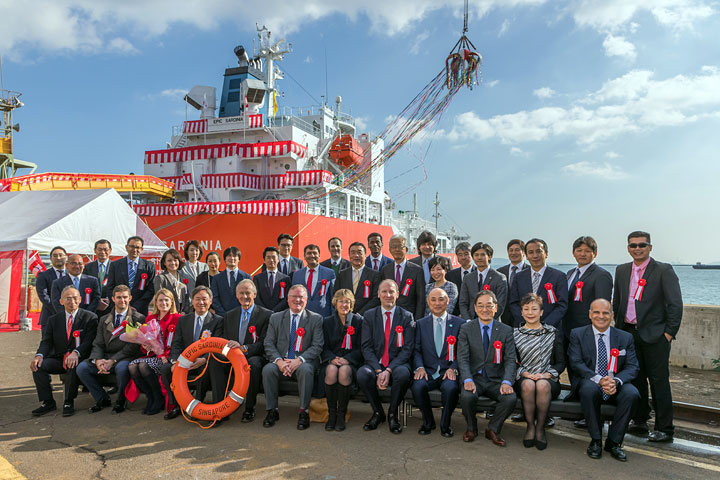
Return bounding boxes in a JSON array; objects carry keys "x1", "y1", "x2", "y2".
[
  {"x1": 475, "y1": 305, "x2": 496, "y2": 310},
  {"x1": 628, "y1": 243, "x2": 651, "y2": 249},
  {"x1": 67, "y1": 262, "x2": 84, "y2": 266}
]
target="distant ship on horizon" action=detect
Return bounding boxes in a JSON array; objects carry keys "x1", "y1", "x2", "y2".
[{"x1": 692, "y1": 262, "x2": 720, "y2": 270}]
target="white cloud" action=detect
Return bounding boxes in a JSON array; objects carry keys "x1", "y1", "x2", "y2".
[
  {"x1": 354, "y1": 116, "x2": 369, "y2": 130},
  {"x1": 602, "y1": 34, "x2": 637, "y2": 62},
  {"x1": 510, "y1": 146, "x2": 528, "y2": 156},
  {"x1": 533, "y1": 87, "x2": 555, "y2": 98},
  {"x1": 561, "y1": 161, "x2": 629, "y2": 180},
  {"x1": 409, "y1": 31, "x2": 431, "y2": 55},
  {"x1": 499, "y1": 19, "x2": 511, "y2": 36},
  {"x1": 303, "y1": 56, "x2": 312, "y2": 63},
  {"x1": 446, "y1": 66, "x2": 720, "y2": 147},
  {"x1": 569, "y1": 0, "x2": 715, "y2": 32},
  {"x1": 605, "y1": 151, "x2": 620, "y2": 158},
  {"x1": 108, "y1": 37, "x2": 139, "y2": 55},
  {"x1": 485, "y1": 80, "x2": 500, "y2": 88}
]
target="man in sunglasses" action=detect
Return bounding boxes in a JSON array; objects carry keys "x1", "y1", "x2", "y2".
[{"x1": 612, "y1": 231, "x2": 682, "y2": 443}]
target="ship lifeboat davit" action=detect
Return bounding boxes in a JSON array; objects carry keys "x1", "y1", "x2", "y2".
[{"x1": 329, "y1": 135, "x2": 363, "y2": 168}]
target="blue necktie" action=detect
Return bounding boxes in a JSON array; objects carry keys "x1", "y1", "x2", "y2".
[
  {"x1": 433, "y1": 319, "x2": 443, "y2": 379},
  {"x1": 73, "y1": 277, "x2": 80, "y2": 290},
  {"x1": 287, "y1": 314, "x2": 297, "y2": 359},
  {"x1": 239, "y1": 311, "x2": 248, "y2": 342},
  {"x1": 99, "y1": 263, "x2": 105, "y2": 284},
  {"x1": 128, "y1": 261, "x2": 136, "y2": 288},
  {"x1": 114, "y1": 314, "x2": 122, "y2": 329},
  {"x1": 597, "y1": 333, "x2": 609, "y2": 400},
  {"x1": 482, "y1": 325, "x2": 490, "y2": 380},
  {"x1": 570, "y1": 268, "x2": 581, "y2": 289},
  {"x1": 194, "y1": 316, "x2": 203, "y2": 341}
]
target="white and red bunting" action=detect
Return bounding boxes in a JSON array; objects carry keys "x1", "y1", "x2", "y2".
[
  {"x1": 144, "y1": 140, "x2": 307, "y2": 164},
  {"x1": 133, "y1": 199, "x2": 309, "y2": 217}
]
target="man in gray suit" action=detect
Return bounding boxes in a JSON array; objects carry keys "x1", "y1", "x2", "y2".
[
  {"x1": 458, "y1": 242, "x2": 507, "y2": 320},
  {"x1": 458, "y1": 290, "x2": 517, "y2": 446},
  {"x1": 262, "y1": 284, "x2": 324, "y2": 430}
]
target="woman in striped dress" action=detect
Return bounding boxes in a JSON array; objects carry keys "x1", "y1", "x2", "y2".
[
  {"x1": 514, "y1": 293, "x2": 565, "y2": 450},
  {"x1": 424, "y1": 256, "x2": 458, "y2": 316}
]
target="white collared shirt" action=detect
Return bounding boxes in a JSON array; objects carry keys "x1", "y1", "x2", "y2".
[
  {"x1": 227, "y1": 268, "x2": 239, "y2": 287},
  {"x1": 331, "y1": 256, "x2": 343, "y2": 267},
  {"x1": 530, "y1": 265, "x2": 547, "y2": 292},
  {"x1": 434, "y1": 312, "x2": 448, "y2": 340},
  {"x1": 353, "y1": 265, "x2": 364, "y2": 285},
  {"x1": 393, "y1": 260, "x2": 407, "y2": 280},
  {"x1": 381, "y1": 306, "x2": 396, "y2": 329},
  {"x1": 65, "y1": 309, "x2": 79, "y2": 322},
  {"x1": 477, "y1": 267, "x2": 490, "y2": 285},
  {"x1": 591, "y1": 325, "x2": 612, "y2": 383},
  {"x1": 304, "y1": 267, "x2": 318, "y2": 294},
  {"x1": 568, "y1": 262, "x2": 594, "y2": 288}
]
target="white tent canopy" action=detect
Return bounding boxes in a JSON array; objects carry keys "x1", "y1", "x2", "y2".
[{"x1": 0, "y1": 189, "x2": 166, "y2": 255}]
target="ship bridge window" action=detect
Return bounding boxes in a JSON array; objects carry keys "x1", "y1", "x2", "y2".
[
  {"x1": 227, "y1": 91, "x2": 240, "y2": 102},
  {"x1": 229, "y1": 79, "x2": 241, "y2": 90}
]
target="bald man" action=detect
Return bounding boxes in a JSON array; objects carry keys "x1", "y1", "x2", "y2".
[{"x1": 51, "y1": 254, "x2": 101, "y2": 313}]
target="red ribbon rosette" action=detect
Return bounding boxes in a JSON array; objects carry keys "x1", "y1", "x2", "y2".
[
  {"x1": 139, "y1": 273, "x2": 148, "y2": 290},
  {"x1": 607, "y1": 348, "x2": 620, "y2": 374},
  {"x1": 483, "y1": 284, "x2": 491, "y2": 291},
  {"x1": 544, "y1": 283, "x2": 557, "y2": 304},
  {"x1": 84, "y1": 287, "x2": 92, "y2": 304},
  {"x1": 73, "y1": 330, "x2": 81, "y2": 348},
  {"x1": 363, "y1": 279, "x2": 371, "y2": 298},
  {"x1": 395, "y1": 325, "x2": 404, "y2": 347},
  {"x1": 166, "y1": 324, "x2": 175, "y2": 347},
  {"x1": 248, "y1": 325, "x2": 258, "y2": 343},
  {"x1": 401, "y1": 278, "x2": 413, "y2": 296},
  {"x1": 111, "y1": 320, "x2": 128, "y2": 337},
  {"x1": 320, "y1": 278, "x2": 328, "y2": 296},
  {"x1": 279, "y1": 281, "x2": 286, "y2": 298},
  {"x1": 574, "y1": 281, "x2": 584, "y2": 302},
  {"x1": 294, "y1": 327, "x2": 305, "y2": 352},
  {"x1": 342, "y1": 325, "x2": 356, "y2": 349},
  {"x1": 634, "y1": 278, "x2": 647, "y2": 301},
  {"x1": 493, "y1": 340, "x2": 503, "y2": 363},
  {"x1": 446, "y1": 335, "x2": 457, "y2": 361}
]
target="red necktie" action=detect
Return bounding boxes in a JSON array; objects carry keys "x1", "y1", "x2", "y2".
[
  {"x1": 381, "y1": 311, "x2": 391, "y2": 367},
  {"x1": 66, "y1": 314, "x2": 73, "y2": 339},
  {"x1": 307, "y1": 269, "x2": 314, "y2": 295},
  {"x1": 374, "y1": 259, "x2": 379, "y2": 270}
]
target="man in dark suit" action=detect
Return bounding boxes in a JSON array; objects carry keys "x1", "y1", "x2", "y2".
[
  {"x1": 382, "y1": 234, "x2": 425, "y2": 320},
  {"x1": 569, "y1": 299, "x2": 640, "y2": 461},
  {"x1": 446, "y1": 242, "x2": 475, "y2": 316},
  {"x1": 51, "y1": 254, "x2": 101, "y2": 314},
  {"x1": 275, "y1": 233, "x2": 304, "y2": 276},
  {"x1": 458, "y1": 242, "x2": 507, "y2": 320},
  {"x1": 290, "y1": 244, "x2": 335, "y2": 318},
  {"x1": 320, "y1": 237, "x2": 351, "y2": 275},
  {"x1": 613, "y1": 231, "x2": 682, "y2": 443},
  {"x1": 210, "y1": 280, "x2": 271, "y2": 422},
  {"x1": 366, "y1": 232, "x2": 393, "y2": 272},
  {"x1": 458, "y1": 290, "x2": 517, "y2": 446},
  {"x1": 164, "y1": 286, "x2": 223, "y2": 420},
  {"x1": 508, "y1": 238, "x2": 568, "y2": 331},
  {"x1": 408, "y1": 230, "x2": 437, "y2": 284},
  {"x1": 211, "y1": 246, "x2": 251, "y2": 316},
  {"x1": 262, "y1": 285, "x2": 324, "y2": 430},
  {"x1": 411, "y1": 287, "x2": 462, "y2": 437},
  {"x1": 358, "y1": 279, "x2": 415, "y2": 434},
  {"x1": 83, "y1": 239, "x2": 113, "y2": 315},
  {"x1": 36, "y1": 246, "x2": 67, "y2": 331},
  {"x1": 253, "y1": 246, "x2": 290, "y2": 312},
  {"x1": 30, "y1": 286, "x2": 98, "y2": 417},
  {"x1": 76, "y1": 285, "x2": 145, "y2": 414},
  {"x1": 103, "y1": 236, "x2": 155, "y2": 315},
  {"x1": 497, "y1": 239, "x2": 528, "y2": 326},
  {"x1": 334, "y1": 241, "x2": 381, "y2": 314}
]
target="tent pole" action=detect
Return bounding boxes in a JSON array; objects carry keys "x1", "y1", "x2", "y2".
[{"x1": 22, "y1": 249, "x2": 29, "y2": 326}]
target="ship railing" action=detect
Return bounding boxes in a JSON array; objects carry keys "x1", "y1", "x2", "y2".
[
  {"x1": 336, "y1": 112, "x2": 355, "y2": 126},
  {"x1": 268, "y1": 115, "x2": 316, "y2": 136}
]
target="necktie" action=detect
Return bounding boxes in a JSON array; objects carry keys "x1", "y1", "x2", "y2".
[
  {"x1": 433, "y1": 319, "x2": 444, "y2": 379},
  {"x1": 288, "y1": 314, "x2": 298, "y2": 359},
  {"x1": 194, "y1": 316, "x2": 203, "y2": 341},
  {"x1": 463, "y1": 270, "x2": 469, "y2": 279},
  {"x1": 395, "y1": 264, "x2": 402, "y2": 286},
  {"x1": 570, "y1": 268, "x2": 581, "y2": 289},
  {"x1": 352, "y1": 269, "x2": 359, "y2": 292},
  {"x1": 423, "y1": 259, "x2": 431, "y2": 284},
  {"x1": 232, "y1": 270, "x2": 237, "y2": 284},
  {"x1": 509, "y1": 265, "x2": 518, "y2": 286},
  {"x1": 98, "y1": 263, "x2": 105, "y2": 284},
  {"x1": 532, "y1": 271, "x2": 541, "y2": 293},
  {"x1": 240, "y1": 311, "x2": 248, "y2": 342},
  {"x1": 73, "y1": 277, "x2": 80, "y2": 291},
  {"x1": 114, "y1": 314, "x2": 122, "y2": 329},
  {"x1": 478, "y1": 272, "x2": 485, "y2": 290},
  {"x1": 128, "y1": 261, "x2": 136, "y2": 288},
  {"x1": 66, "y1": 314, "x2": 73, "y2": 339},
  {"x1": 56, "y1": 269, "x2": 62, "y2": 280},
  {"x1": 373, "y1": 259, "x2": 379, "y2": 271},
  {"x1": 482, "y1": 325, "x2": 490, "y2": 380},
  {"x1": 281, "y1": 259, "x2": 288, "y2": 275},
  {"x1": 597, "y1": 333, "x2": 609, "y2": 400},
  {"x1": 307, "y1": 269, "x2": 314, "y2": 295},
  {"x1": 268, "y1": 271, "x2": 274, "y2": 291},
  {"x1": 381, "y1": 312, "x2": 392, "y2": 367}
]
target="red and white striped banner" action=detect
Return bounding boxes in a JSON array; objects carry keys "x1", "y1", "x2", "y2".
[
  {"x1": 287, "y1": 170, "x2": 334, "y2": 186},
  {"x1": 160, "y1": 173, "x2": 193, "y2": 188},
  {"x1": 183, "y1": 119, "x2": 207, "y2": 134},
  {"x1": 144, "y1": 140, "x2": 307, "y2": 164},
  {"x1": 1, "y1": 173, "x2": 172, "y2": 189},
  {"x1": 248, "y1": 114, "x2": 262, "y2": 128},
  {"x1": 133, "y1": 199, "x2": 309, "y2": 217},
  {"x1": 199, "y1": 170, "x2": 332, "y2": 190}
]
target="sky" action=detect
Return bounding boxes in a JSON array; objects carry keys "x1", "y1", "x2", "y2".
[{"x1": 1, "y1": 0, "x2": 719, "y2": 264}]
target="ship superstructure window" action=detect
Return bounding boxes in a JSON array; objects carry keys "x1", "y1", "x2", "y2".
[
  {"x1": 228, "y1": 91, "x2": 240, "y2": 102},
  {"x1": 229, "y1": 79, "x2": 242, "y2": 90}
]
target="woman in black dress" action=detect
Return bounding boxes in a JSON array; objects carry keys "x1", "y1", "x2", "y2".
[
  {"x1": 322, "y1": 289, "x2": 363, "y2": 431},
  {"x1": 513, "y1": 293, "x2": 565, "y2": 450},
  {"x1": 195, "y1": 251, "x2": 220, "y2": 288}
]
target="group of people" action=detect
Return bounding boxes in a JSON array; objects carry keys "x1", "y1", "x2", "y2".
[{"x1": 30, "y1": 229, "x2": 683, "y2": 461}]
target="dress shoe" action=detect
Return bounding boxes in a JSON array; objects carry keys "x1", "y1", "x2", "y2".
[
  {"x1": 485, "y1": 428, "x2": 506, "y2": 447},
  {"x1": 648, "y1": 431, "x2": 673, "y2": 443},
  {"x1": 627, "y1": 420, "x2": 649, "y2": 434},
  {"x1": 388, "y1": 413, "x2": 402, "y2": 434},
  {"x1": 418, "y1": 423, "x2": 435, "y2": 435},
  {"x1": 363, "y1": 411, "x2": 386, "y2": 431},
  {"x1": 88, "y1": 397, "x2": 112, "y2": 413},
  {"x1": 241, "y1": 407, "x2": 256, "y2": 423},
  {"x1": 263, "y1": 409, "x2": 279, "y2": 428},
  {"x1": 62, "y1": 402, "x2": 75, "y2": 417},
  {"x1": 523, "y1": 439, "x2": 535, "y2": 448},
  {"x1": 164, "y1": 406, "x2": 181, "y2": 420},
  {"x1": 574, "y1": 418, "x2": 588, "y2": 428},
  {"x1": 106, "y1": 386, "x2": 119, "y2": 395},
  {"x1": 462, "y1": 429, "x2": 478, "y2": 442},
  {"x1": 605, "y1": 440, "x2": 627, "y2": 461},
  {"x1": 440, "y1": 426, "x2": 454, "y2": 438},
  {"x1": 545, "y1": 417, "x2": 555, "y2": 428},
  {"x1": 587, "y1": 439, "x2": 603, "y2": 459},
  {"x1": 111, "y1": 401, "x2": 126, "y2": 414},
  {"x1": 511, "y1": 412, "x2": 525, "y2": 422},
  {"x1": 485, "y1": 412, "x2": 494, "y2": 419},
  {"x1": 535, "y1": 438, "x2": 548, "y2": 451},
  {"x1": 32, "y1": 401, "x2": 57, "y2": 417},
  {"x1": 297, "y1": 411, "x2": 310, "y2": 430}
]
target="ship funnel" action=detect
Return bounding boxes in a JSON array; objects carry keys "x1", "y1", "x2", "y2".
[
  {"x1": 234, "y1": 45, "x2": 249, "y2": 66},
  {"x1": 185, "y1": 86, "x2": 217, "y2": 119}
]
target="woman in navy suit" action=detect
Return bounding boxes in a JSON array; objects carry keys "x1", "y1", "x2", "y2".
[{"x1": 322, "y1": 289, "x2": 363, "y2": 431}]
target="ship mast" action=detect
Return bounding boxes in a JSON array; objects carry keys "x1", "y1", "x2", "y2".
[{"x1": 255, "y1": 25, "x2": 292, "y2": 121}]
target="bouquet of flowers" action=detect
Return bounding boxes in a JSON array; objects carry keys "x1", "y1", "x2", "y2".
[{"x1": 120, "y1": 319, "x2": 164, "y2": 355}]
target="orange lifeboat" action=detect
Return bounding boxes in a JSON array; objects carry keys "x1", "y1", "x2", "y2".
[{"x1": 329, "y1": 135, "x2": 363, "y2": 168}]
